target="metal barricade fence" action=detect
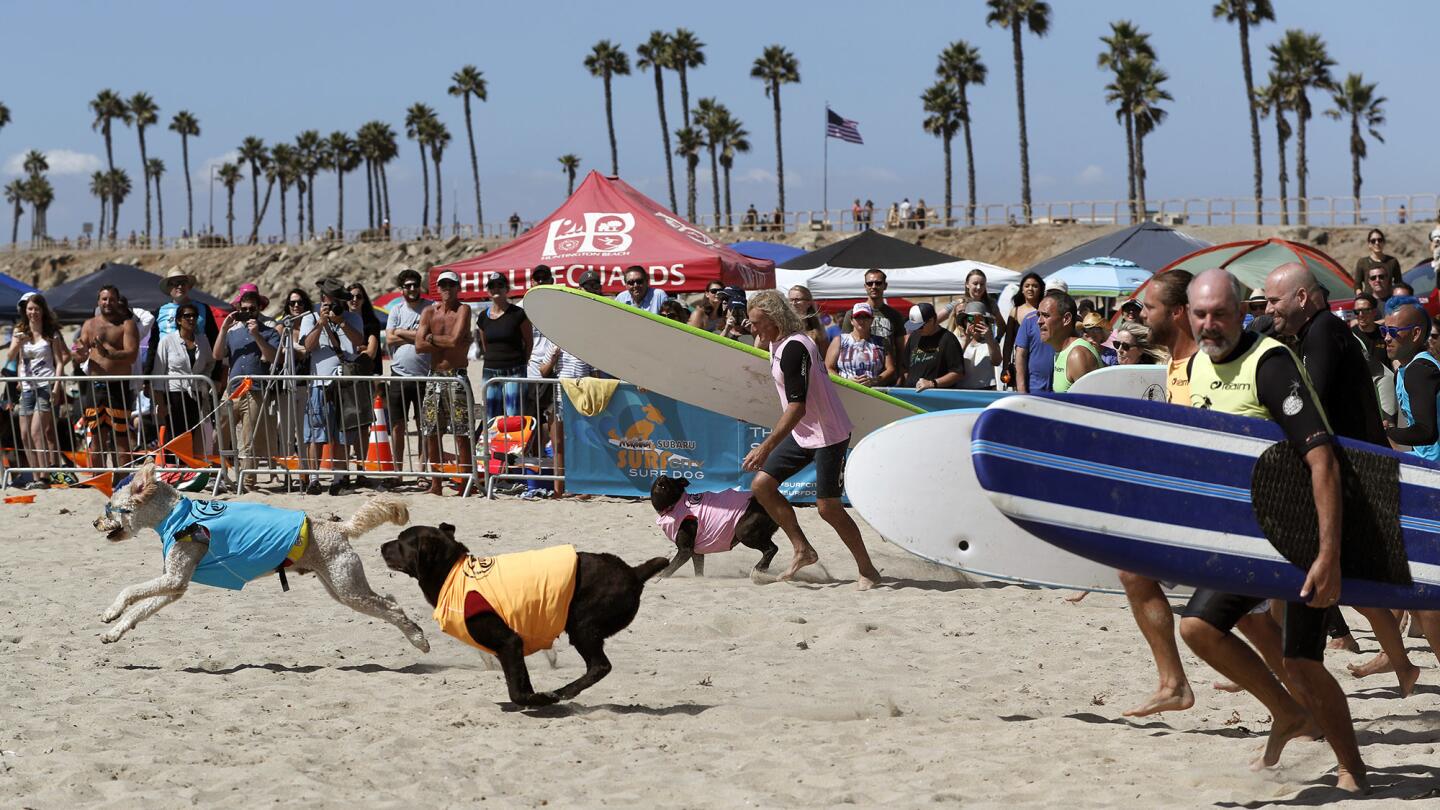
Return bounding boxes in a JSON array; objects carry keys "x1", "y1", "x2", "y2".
[
  {"x1": 1, "y1": 373, "x2": 227, "y2": 493},
  {"x1": 476, "y1": 376, "x2": 564, "y2": 499},
  {"x1": 233, "y1": 373, "x2": 482, "y2": 496}
]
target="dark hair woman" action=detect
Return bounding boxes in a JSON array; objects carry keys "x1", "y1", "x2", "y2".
[
  {"x1": 1355, "y1": 227, "x2": 1401, "y2": 290},
  {"x1": 7, "y1": 293, "x2": 70, "y2": 488}
]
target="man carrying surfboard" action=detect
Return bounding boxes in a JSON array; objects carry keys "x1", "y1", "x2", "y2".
[
  {"x1": 740, "y1": 289, "x2": 881, "y2": 590},
  {"x1": 1178, "y1": 268, "x2": 1366, "y2": 793},
  {"x1": 1036, "y1": 290, "x2": 1100, "y2": 393}
]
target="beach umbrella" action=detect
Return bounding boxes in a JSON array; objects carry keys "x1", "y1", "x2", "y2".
[
  {"x1": 1132, "y1": 238, "x2": 1355, "y2": 303},
  {"x1": 1045, "y1": 256, "x2": 1152, "y2": 297}
]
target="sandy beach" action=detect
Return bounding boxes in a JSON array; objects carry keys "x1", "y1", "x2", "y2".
[{"x1": 3, "y1": 488, "x2": 1438, "y2": 808}]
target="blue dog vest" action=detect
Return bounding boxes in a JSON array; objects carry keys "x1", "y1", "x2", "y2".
[{"x1": 158, "y1": 500, "x2": 308, "y2": 590}]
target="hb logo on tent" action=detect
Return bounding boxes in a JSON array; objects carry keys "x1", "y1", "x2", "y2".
[{"x1": 542, "y1": 213, "x2": 635, "y2": 258}]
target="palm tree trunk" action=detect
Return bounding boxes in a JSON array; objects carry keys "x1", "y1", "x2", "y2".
[
  {"x1": 1296, "y1": 92, "x2": 1309, "y2": 225},
  {"x1": 1136, "y1": 131, "x2": 1148, "y2": 220},
  {"x1": 679, "y1": 67, "x2": 691, "y2": 131},
  {"x1": 418, "y1": 148, "x2": 430, "y2": 234},
  {"x1": 11, "y1": 203, "x2": 20, "y2": 246},
  {"x1": 307, "y1": 173, "x2": 317, "y2": 239},
  {"x1": 723, "y1": 162, "x2": 734, "y2": 228},
  {"x1": 1351, "y1": 115, "x2": 1362, "y2": 225},
  {"x1": 156, "y1": 179, "x2": 164, "y2": 243},
  {"x1": 336, "y1": 167, "x2": 345, "y2": 233},
  {"x1": 364, "y1": 159, "x2": 375, "y2": 231},
  {"x1": 685, "y1": 156, "x2": 696, "y2": 222},
  {"x1": 1238, "y1": 15, "x2": 1263, "y2": 223},
  {"x1": 1275, "y1": 113, "x2": 1290, "y2": 226},
  {"x1": 464, "y1": 97, "x2": 483, "y2": 232},
  {"x1": 181, "y1": 135, "x2": 194, "y2": 236},
  {"x1": 279, "y1": 180, "x2": 289, "y2": 242},
  {"x1": 138, "y1": 130, "x2": 151, "y2": 243},
  {"x1": 249, "y1": 179, "x2": 274, "y2": 244},
  {"x1": 707, "y1": 144, "x2": 721, "y2": 227},
  {"x1": 295, "y1": 181, "x2": 304, "y2": 241},
  {"x1": 248, "y1": 160, "x2": 260, "y2": 243},
  {"x1": 771, "y1": 81, "x2": 785, "y2": 222},
  {"x1": 226, "y1": 189, "x2": 234, "y2": 244},
  {"x1": 111, "y1": 197, "x2": 121, "y2": 243},
  {"x1": 380, "y1": 164, "x2": 392, "y2": 230},
  {"x1": 604, "y1": 73, "x2": 619, "y2": 175},
  {"x1": 1124, "y1": 113, "x2": 1137, "y2": 224},
  {"x1": 432, "y1": 147, "x2": 444, "y2": 235},
  {"x1": 1010, "y1": 18, "x2": 1032, "y2": 223},
  {"x1": 99, "y1": 196, "x2": 107, "y2": 244},
  {"x1": 653, "y1": 69, "x2": 677, "y2": 212},
  {"x1": 961, "y1": 84, "x2": 977, "y2": 228},
  {"x1": 103, "y1": 126, "x2": 115, "y2": 173},
  {"x1": 567, "y1": 168, "x2": 576, "y2": 196},
  {"x1": 942, "y1": 131, "x2": 954, "y2": 227}
]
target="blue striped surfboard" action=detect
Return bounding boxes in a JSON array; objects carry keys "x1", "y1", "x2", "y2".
[{"x1": 972, "y1": 394, "x2": 1440, "y2": 610}]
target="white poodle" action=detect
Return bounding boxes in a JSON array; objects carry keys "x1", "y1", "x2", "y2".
[{"x1": 92, "y1": 461, "x2": 429, "y2": 650}]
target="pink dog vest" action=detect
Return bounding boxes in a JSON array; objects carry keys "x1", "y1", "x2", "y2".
[{"x1": 656, "y1": 489, "x2": 752, "y2": 554}]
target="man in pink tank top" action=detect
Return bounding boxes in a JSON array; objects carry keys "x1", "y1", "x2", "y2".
[{"x1": 741, "y1": 290, "x2": 881, "y2": 590}]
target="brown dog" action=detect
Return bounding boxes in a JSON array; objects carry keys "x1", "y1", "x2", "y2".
[{"x1": 381, "y1": 523, "x2": 667, "y2": 706}]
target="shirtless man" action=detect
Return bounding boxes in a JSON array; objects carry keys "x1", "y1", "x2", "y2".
[
  {"x1": 415, "y1": 270, "x2": 474, "y2": 496},
  {"x1": 73, "y1": 285, "x2": 140, "y2": 466}
]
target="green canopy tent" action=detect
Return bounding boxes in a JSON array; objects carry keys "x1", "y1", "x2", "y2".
[{"x1": 1130, "y1": 238, "x2": 1356, "y2": 303}]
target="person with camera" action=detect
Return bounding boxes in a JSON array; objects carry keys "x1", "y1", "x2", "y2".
[
  {"x1": 386, "y1": 269, "x2": 432, "y2": 487},
  {"x1": 214, "y1": 287, "x2": 278, "y2": 488},
  {"x1": 955, "y1": 300, "x2": 1003, "y2": 390},
  {"x1": 301, "y1": 278, "x2": 366, "y2": 495}
]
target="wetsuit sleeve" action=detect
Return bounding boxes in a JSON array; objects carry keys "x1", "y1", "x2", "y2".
[
  {"x1": 1256, "y1": 348, "x2": 1332, "y2": 454},
  {"x1": 1388, "y1": 361, "x2": 1440, "y2": 446},
  {"x1": 779, "y1": 340, "x2": 810, "y2": 403}
]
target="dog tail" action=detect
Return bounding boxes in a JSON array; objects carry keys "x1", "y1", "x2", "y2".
[
  {"x1": 632, "y1": 556, "x2": 670, "y2": 585},
  {"x1": 340, "y1": 495, "x2": 410, "y2": 538}
]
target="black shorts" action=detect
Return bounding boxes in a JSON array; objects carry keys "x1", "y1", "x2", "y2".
[
  {"x1": 760, "y1": 434, "x2": 850, "y2": 500},
  {"x1": 1183, "y1": 588, "x2": 1327, "y2": 662},
  {"x1": 385, "y1": 377, "x2": 425, "y2": 426}
]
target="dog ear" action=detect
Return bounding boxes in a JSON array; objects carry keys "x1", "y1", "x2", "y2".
[
  {"x1": 129, "y1": 461, "x2": 157, "y2": 496},
  {"x1": 438, "y1": 523, "x2": 456, "y2": 537},
  {"x1": 676, "y1": 477, "x2": 690, "y2": 491}
]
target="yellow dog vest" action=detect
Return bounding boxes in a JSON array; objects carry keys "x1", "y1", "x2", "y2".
[{"x1": 434, "y1": 545, "x2": 579, "y2": 656}]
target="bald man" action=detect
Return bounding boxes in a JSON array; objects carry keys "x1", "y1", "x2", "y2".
[
  {"x1": 1264, "y1": 262, "x2": 1423, "y2": 696},
  {"x1": 1179, "y1": 268, "x2": 1366, "y2": 792}
]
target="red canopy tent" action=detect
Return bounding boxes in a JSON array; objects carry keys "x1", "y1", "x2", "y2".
[{"x1": 431, "y1": 171, "x2": 775, "y2": 300}]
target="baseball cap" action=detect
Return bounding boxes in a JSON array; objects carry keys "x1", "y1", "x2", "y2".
[
  {"x1": 1045, "y1": 278, "x2": 1069, "y2": 293},
  {"x1": 576, "y1": 270, "x2": 602, "y2": 288},
  {"x1": 1120, "y1": 298, "x2": 1142, "y2": 312},
  {"x1": 485, "y1": 272, "x2": 509, "y2": 289},
  {"x1": 435, "y1": 270, "x2": 460, "y2": 285},
  {"x1": 851, "y1": 302, "x2": 874, "y2": 318},
  {"x1": 531, "y1": 264, "x2": 554, "y2": 283},
  {"x1": 1080, "y1": 312, "x2": 1108, "y2": 330},
  {"x1": 908, "y1": 302, "x2": 936, "y2": 325}
]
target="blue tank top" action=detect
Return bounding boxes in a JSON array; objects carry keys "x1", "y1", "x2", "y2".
[
  {"x1": 1397, "y1": 352, "x2": 1440, "y2": 462},
  {"x1": 156, "y1": 301, "x2": 210, "y2": 339},
  {"x1": 158, "y1": 499, "x2": 307, "y2": 589}
]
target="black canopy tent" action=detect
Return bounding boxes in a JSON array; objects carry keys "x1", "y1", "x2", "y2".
[
  {"x1": 1023, "y1": 222, "x2": 1212, "y2": 278},
  {"x1": 43, "y1": 263, "x2": 231, "y2": 324}
]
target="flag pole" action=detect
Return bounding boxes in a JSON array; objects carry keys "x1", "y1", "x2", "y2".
[{"x1": 823, "y1": 102, "x2": 829, "y2": 227}]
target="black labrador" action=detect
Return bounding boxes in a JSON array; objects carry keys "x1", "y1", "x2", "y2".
[
  {"x1": 381, "y1": 523, "x2": 667, "y2": 706},
  {"x1": 650, "y1": 476, "x2": 780, "y2": 578}
]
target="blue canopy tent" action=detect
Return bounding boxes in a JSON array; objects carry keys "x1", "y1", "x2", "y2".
[
  {"x1": 728, "y1": 241, "x2": 805, "y2": 265},
  {"x1": 0, "y1": 272, "x2": 40, "y2": 321}
]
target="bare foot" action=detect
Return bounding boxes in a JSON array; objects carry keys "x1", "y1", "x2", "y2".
[
  {"x1": 1123, "y1": 683, "x2": 1195, "y2": 717},
  {"x1": 1334, "y1": 767, "x2": 1369, "y2": 794},
  {"x1": 1327, "y1": 633, "x2": 1360, "y2": 653},
  {"x1": 1250, "y1": 711, "x2": 1311, "y2": 771},
  {"x1": 1064, "y1": 591, "x2": 1088, "y2": 604},
  {"x1": 1213, "y1": 679, "x2": 1243, "y2": 693},
  {"x1": 856, "y1": 574, "x2": 880, "y2": 591},
  {"x1": 1347, "y1": 652, "x2": 1393, "y2": 679},
  {"x1": 777, "y1": 549, "x2": 819, "y2": 582}
]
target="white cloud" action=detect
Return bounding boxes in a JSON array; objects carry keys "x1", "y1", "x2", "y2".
[
  {"x1": 196, "y1": 149, "x2": 241, "y2": 179},
  {"x1": 735, "y1": 167, "x2": 776, "y2": 185},
  {"x1": 1076, "y1": 164, "x2": 1105, "y2": 185},
  {"x1": 3, "y1": 148, "x2": 103, "y2": 177}
]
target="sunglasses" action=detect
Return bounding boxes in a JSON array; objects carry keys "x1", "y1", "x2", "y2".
[
  {"x1": 1381, "y1": 325, "x2": 1421, "y2": 340},
  {"x1": 625, "y1": 278, "x2": 647, "y2": 286},
  {"x1": 1354, "y1": 306, "x2": 1375, "y2": 314},
  {"x1": 864, "y1": 281, "x2": 886, "y2": 288},
  {"x1": 1369, "y1": 238, "x2": 1386, "y2": 244},
  {"x1": 401, "y1": 282, "x2": 421, "y2": 289},
  {"x1": 287, "y1": 299, "x2": 305, "y2": 306},
  {"x1": 707, "y1": 288, "x2": 723, "y2": 294},
  {"x1": 178, "y1": 313, "x2": 198, "y2": 320},
  {"x1": 1114, "y1": 341, "x2": 1137, "y2": 350}
]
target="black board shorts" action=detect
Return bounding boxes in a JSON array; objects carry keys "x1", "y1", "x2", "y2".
[
  {"x1": 760, "y1": 434, "x2": 850, "y2": 500},
  {"x1": 1183, "y1": 588, "x2": 1326, "y2": 662}
]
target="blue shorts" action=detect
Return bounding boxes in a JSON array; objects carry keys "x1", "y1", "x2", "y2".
[
  {"x1": 17, "y1": 385, "x2": 53, "y2": 416},
  {"x1": 304, "y1": 383, "x2": 355, "y2": 445},
  {"x1": 482, "y1": 365, "x2": 525, "y2": 420}
]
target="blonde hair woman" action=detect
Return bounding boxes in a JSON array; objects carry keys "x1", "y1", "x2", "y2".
[{"x1": 787, "y1": 284, "x2": 829, "y2": 354}]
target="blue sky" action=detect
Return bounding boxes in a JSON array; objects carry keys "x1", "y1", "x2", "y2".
[{"x1": 1, "y1": 0, "x2": 1432, "y2": 239}]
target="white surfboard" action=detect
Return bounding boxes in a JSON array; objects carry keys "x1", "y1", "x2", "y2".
[
  {"x1": 1068, "y1": 363, "x2": 1167, "y2": 401},
  {"x1": 523, "y1": 286, "x2": 921, "y2": 444}
]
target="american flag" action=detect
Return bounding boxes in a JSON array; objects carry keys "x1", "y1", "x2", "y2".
[{"x1": 826, "y1": 109, "x2": 863, "y2": 145}]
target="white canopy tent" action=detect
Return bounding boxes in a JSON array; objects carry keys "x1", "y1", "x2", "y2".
[{"x1": 776, "y1": 259, "x2": 1018, "y2": 298}]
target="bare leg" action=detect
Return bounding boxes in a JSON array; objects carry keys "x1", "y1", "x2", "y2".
[
  {"x1": 1283, "y1": 658, "x2": 1368, "y2": 793},
  {"x1": 1179, "y1": 616, "x2": 1311, "y2": 769},
  {"x1": 749, "y1": 472, "x2": 816, "y2": 580},
  {"x1": 1346, "y1": 607, "x2": 1421, "y2": 696},
  {"x1": 312, "y1": 549, "x2": 429, "y2": 652},
  {"x1": 1118, "y1": 571, "x2": 1193, "y2": 717},
  {"x1": 1414, "y1": 610, "x2": 1440, "y2": 659},
  {"x1": 425, "y1": 433, "x2": 443, "y2": 496},
  {"x1": 815, "y1": 497, "x2": 880, "y2": 589}
]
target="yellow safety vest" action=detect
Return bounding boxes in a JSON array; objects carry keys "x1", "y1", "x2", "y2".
[{"x1": 1187, "y1": 335, "x2": 1328, "y2": 432}]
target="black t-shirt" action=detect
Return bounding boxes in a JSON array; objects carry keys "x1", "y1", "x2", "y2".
[
  {"x1": 1351, "y1": 323, "x2": 1384, "y2": 358},
  {"x1": 904, "y1": 328, "x2": 964, "y2": 388},
  {"x1": 1389, "y1": 358, "x2": 1440, "y2": 447},
  {"x1": 778, "y1": 340, "x2": 810, "y2": 403},
  {"x1": 1193, "y1": 331, "x2": 1332, "y2": 454},
  {"x1": 479, "y1": 304, "x2": 529, "y2": 368},
  {"x1": 1354, "y1": 254, "x2": 1402, "y2": 288},
  {"x1": 1296, "y1": 309, "x2": 1387, "y2": 445}
]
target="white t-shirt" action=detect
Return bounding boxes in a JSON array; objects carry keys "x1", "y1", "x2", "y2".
[{"x1": 960, "y1": 340, "x2": 997, "y2": 390}]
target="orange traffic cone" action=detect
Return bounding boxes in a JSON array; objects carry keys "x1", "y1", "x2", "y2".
[
  {"x1": 319, "y1": 442, "x2": 334, "y2": 471},
  {"x1": 364, "y1": 394, "x2": 396, "y2": 472}
]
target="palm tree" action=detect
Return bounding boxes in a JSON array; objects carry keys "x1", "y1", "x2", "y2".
[
  {"x1": 295, "y1": 129, "x2": 324, "y2": 239},
  {"x1": 675, "y1": 127, "x2": 704, "y2": 222},
  {"x1": 327, "y1": 131, "x2": 360, "y2": 234},
  {"x1": 21, "y1": 149, "x2": 48, "y2": 178},
  {"x1": 405, "y1": 103, "x2": 437, "y2": 231},
  {"x1": 1130, "y1": 59, "x2": 1172, "y2": 218},
  {"x1": 270, "y1": 143, "x2": 297, "y2": 242},
  {"x1": 237, "y1": 136, "x2": 268, "y2": 241},
  {"x1": 921, "y1": 82, "x2": 963, "y2": 227},
  {"x1": 5, "y1": 180, "x2": 25, "y2": 246},
  {"x1": 218, "y1": 162, "x2": 242, "y2": 244},
  {"x1": 985, "y1": 0, "x2": 1051, "y2": 223},
  {"x1": 90, "y1": 89, "x2": 130, "y2": 238},
  {"x1": 369, "y1": 121, "x2": 399, "y2": 230},
  {"x1": 0, "y1": 101, "x2": 9, "y2": 134},
  {"x1": 670, "y1": 28, "x2": 706, "y2": 130},
  {"x1": 558, "y1": 154, "x2": 581, "y2": 196},
  {"x1": 585, "y1": 41, "x2": 630, "y2": 176},
  {"x1": 357, "y1": 121, "x2": 379, "y2": 229},
  {"x1": 636, "y1": 31, "x2": 678, "y2": 212},
  {"x1": 168, "y1": 110, "x2": 200, "y2": 236},
  {"x1": 449, "y1": 65, "x2": 488, "y2": 232},
  {"x1": 1098, "y1": 22, "x2": 1154, "y2": 222},
  {"x1": 126, "y1": 92, "x2": 159, "y2": 243},
  {"x1": 107, "y1": 168, "x2": 132, "y2": 242},
  {"x1": 1214, "y1": 0, "x2": 1275, "y2": 222},
  {"x1": 1270, "y1": 30, "x2": 1335, "y2": 225},
  {"x1": 695, "y1": 97, "x2": 726, "y2": 225},
  {"x1": 425, "y1": 119, "x2": 452, "y2": 235},
  {"x1": 750, "y1": 45, "x2": 800, "y2": 221},
  {"x1": 146, "y1": 158, "x2": 165, "y2": 242},
  {"x1": 1255, "y1": 75, "x2": 1293, "y2": 225},
  {"x1": 714, "y1": 111, "x2": 750, "y2": 229},
  {"x1": 89, "y1": 171, "x2": 108, "y2": 243},
  {"x1": 937, "y1": 41, "x2": 987, "y2": 227},
  {"x1": 1325, "y1": 73, "x2": 1386, "y2": 224},
  {"x1": 25, "y1": 177, "x2": 53, "y2": 242}
]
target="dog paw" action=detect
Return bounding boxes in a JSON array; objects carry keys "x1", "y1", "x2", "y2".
[
  {"x1": 100, "y1": 607, "x2": 123, "y2": 624},
  {"x1": 524, "y1": 691, "x2": 561, "y2": 707},
  {"x1": 100, "y1": 629, "x2": 124, "y2": 644},
  {"x1": 409, "y1": 633, "x2": 430, "y2": 653}
]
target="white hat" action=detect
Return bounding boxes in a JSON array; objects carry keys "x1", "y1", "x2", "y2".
[
  {"x1": 851, "y1": 302, "x2": 874, "y2": 317},
  {"x1": 436, "y1": 270, "x2": 460, "y2": 285},
  {"x1": 1045, "y1": 278, "x2": 1069, "y2": 293}
]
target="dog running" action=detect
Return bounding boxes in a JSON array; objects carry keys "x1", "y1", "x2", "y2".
[
  {"x1": 94, "y1": 461, "x2": 429, "y2": 651},
  {"x1": 382, "y1": 523, "x2": 667, "y2": 706},
  {"x1": 649, "y1": 476, "x2": 780, "y2": 577}
]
